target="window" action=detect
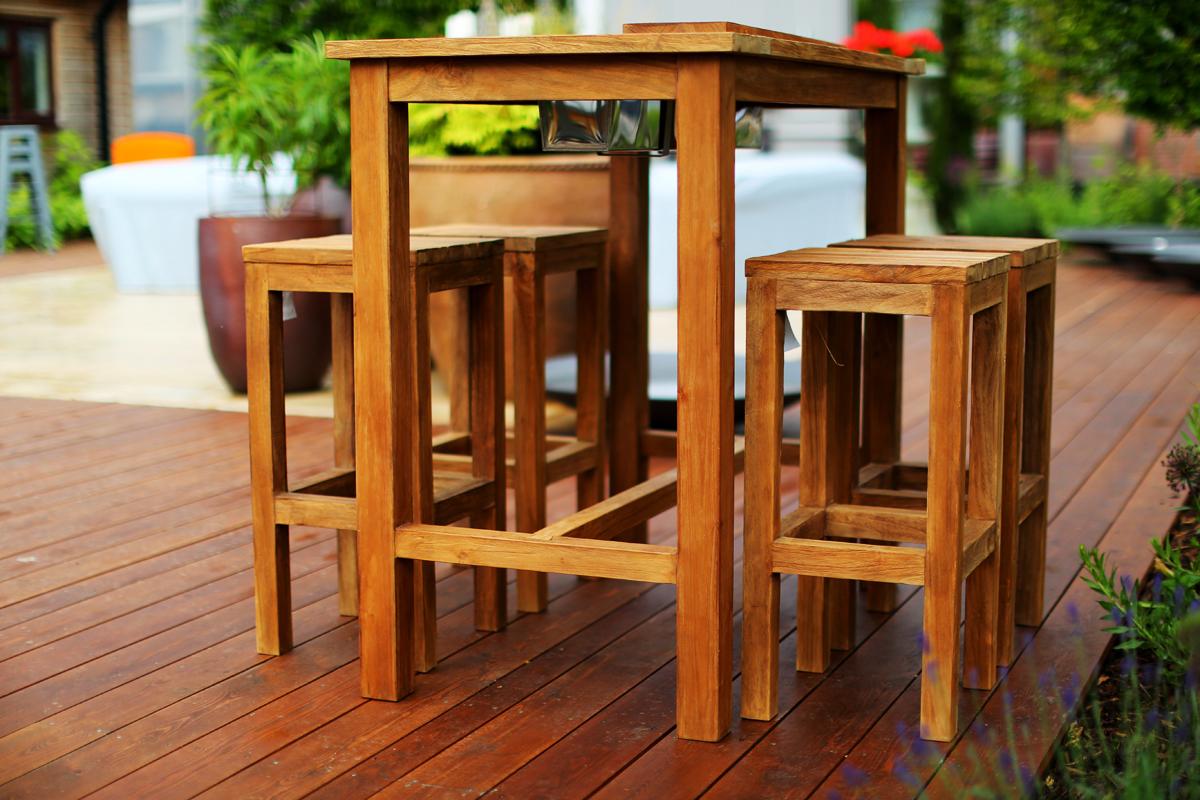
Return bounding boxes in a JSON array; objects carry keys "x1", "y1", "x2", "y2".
[{"x1": 0, "y1": 17, "x2": 53, "y2": 126}]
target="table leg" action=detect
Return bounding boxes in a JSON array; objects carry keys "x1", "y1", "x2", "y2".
[
  {"x1": 607, "y1": 155, "x2": 650, "y2": 544},
  {"x1": 350, "y1": 61, "x2": 415, "y2": 700},
  {"x1": 674, "y1": 56, "x2": 735, "y2": 742},
  {"x1": 861, "y1": 79, "x2": 908, "y2": 614}
]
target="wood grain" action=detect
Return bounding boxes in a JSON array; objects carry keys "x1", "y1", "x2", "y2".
[
  {"x1": 673, "y1": 55, "x2": 736, "y2": 742},
  {"x1": 349, "y1": 60, "x2": 414, "y2": 700}
]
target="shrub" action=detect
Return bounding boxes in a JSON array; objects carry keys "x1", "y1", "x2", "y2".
[{"x1": 952, "y1": 168, "x2": 1200, "y2": 238}]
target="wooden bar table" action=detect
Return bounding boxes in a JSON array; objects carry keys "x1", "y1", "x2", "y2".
[{"x1": 328, "y1": 22, "x2": 921, "y2": 742}]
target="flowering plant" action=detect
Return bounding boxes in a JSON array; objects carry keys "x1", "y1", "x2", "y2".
[{"x1": 843, "y1": 21, "x2": 942, "y2": 58}]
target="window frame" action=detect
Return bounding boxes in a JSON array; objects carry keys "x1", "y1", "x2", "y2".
[{"x1": 0, "y1": 15, "x2": 56, "y2": 128}]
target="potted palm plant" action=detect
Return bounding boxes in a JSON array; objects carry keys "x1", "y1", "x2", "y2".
[{"x1": 195, "y1": 35, "x2": 344, "y2": 393}]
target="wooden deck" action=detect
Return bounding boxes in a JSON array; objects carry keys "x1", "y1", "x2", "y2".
[{"x1": 0, "y1": 254, "x2": 1194, "y2": 798}]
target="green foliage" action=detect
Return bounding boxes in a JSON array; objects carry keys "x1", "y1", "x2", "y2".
[
  {"x1": 408, "y1": 104, "x2": 541, "y2": 157},
  {"x1": 924, "y1": 0, "x2": 978, "y2": 229},
  {"x1": 196, "y1": 43, "x2": 290, "y2": 210},
  {"x1": 1080, "y1": 539, "x2": 1197, "y2": 680},
  {"x1": 5, "y1": 130, "x2": 100, "y2": 251},
  {"x1": 1048, "y1": 668, "x2": 1200, "y2": 800},
  {"x1": 196, "y1": 34, "x2": 356, "y2": 207},
  {"x1": 955, "y1": 0, "x2": 1200, "y2": 131},
  {"x1": 200, "y1": 0, "x2": 473, "y2": 57},
  {"x1": 952, "y1": 169, "x2": 1200, "y2": 237},
  {"x1": 855, "y1": 0, "x2": 896, "y2": 30},
  {"x1": 953, "y1": 181, "x2": 1040, "y2": 236},
  {"x1": 283, "y1": 34, "x2": 351, "y2": 189}
]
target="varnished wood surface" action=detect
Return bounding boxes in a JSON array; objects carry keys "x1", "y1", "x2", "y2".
[
  {"x1": 0, "y1": 256, "x2": 1193, "y2": 796},
  {"x1": 326, "y1": 30, "x2": 924, "y2": 76},
  {"x1": 834, "y1": 234, "x2": 1058, "y2": 267},
  {"x1": 747, "y1": 247, "x2": 1010, "y2": 285}
]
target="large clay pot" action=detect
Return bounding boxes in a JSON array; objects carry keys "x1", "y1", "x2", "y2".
[
  {"x1": 410, "y1": 155, "x2": 611, "y2": 408},
  {"x1": 199, "y1": 215, "x2": 341, "y2": 393}
]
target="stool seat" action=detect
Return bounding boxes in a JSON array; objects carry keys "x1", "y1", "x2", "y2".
[
  {"x1": 242, "y1": 234, "x2": 501, "y2": 266},
  {"x1": 747, "y1": 247, "x2": 1010, "y2": 284},
  {"x1": 833, "y1": 234, "x2": 1058, "y2": 266}
]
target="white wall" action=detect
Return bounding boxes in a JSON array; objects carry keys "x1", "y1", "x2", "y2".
[{"x1": 579, "y1": 0, "x2": 855, "y2": 151}]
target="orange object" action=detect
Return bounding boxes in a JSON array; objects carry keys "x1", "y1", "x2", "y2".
[{"x1": 110, "y1": 132, "x2": 196, "y2": 164}]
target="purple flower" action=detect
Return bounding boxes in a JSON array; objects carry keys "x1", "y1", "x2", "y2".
[
  {"x1": 1019, "y1": 765, "x2": 1036, "y2": 796},
  {"x1": 1121, "y1": 575, "x2": 1135, "y2": 595},
  {"x1": 841, "y1": 764, "x2": 869, "y2": 788},
  {"x1": 1143, "y1": 707, "x2": 1162, "y2": 732},
  {"x1": 893, "y1": 761, "x2": 920, "y2": 787},
  {"x1": 1152, "y1": 574, "x2": 1163, "y2": 602},
  {"x1": 1066, "y1": 602, "x2": 1080, "y2": 625}
]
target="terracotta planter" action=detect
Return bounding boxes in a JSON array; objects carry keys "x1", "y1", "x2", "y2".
[
  {"x1": 410, "y1": 155, "x2": 611, "y2": 404},
  {"x1": 199, "y1": 215, "x2": 341, "y2": 394}
]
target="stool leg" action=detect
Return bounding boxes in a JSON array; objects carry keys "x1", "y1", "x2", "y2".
[
  {"x1": 471, "y1": 278, "x2": 509, "y2": 632},
  {"x1": 996, "y1": 270, "x2": 1027, "y2": 665},
  {"x1": 412, "y1": 276, "x2": 438, "y2": 672},
  {"x1": 826, "y1": 312, "x2": 860, "y2": 651},
  {"x1": 513, "y1": 256, "x2": 549, "y2": 613},
  {"x1": 331, "y1": 293, "x2": 358, "y2": 617},
  {"x1": 247, "y1": 264, "x2": 292, "y2": 655},
  {"x1": 742, "y1": 278, "x2": 783, "y2": 720},
  {"x1": 575, "y1": 254, "x2": 607, "y2": 515},
  {"x1": 796, "y1": 310, "x2": 857, "y2": 672},
  {"x1": 964, "y1": 299, "x2": 1005, "y2": 691},
  {"x1": 1016, "y1": 278, "x2": 1055, "y2": 626},
  {"x1": 922, "y1": 285, "x2": 969, "y2": 741},
  {"x1": 862, "y1": 315, "x2": 901, "y2": 614}
]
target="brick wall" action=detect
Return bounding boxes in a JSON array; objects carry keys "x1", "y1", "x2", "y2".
[{"x1": 0, "y1": 0, "x2": 132, "y2": 157}]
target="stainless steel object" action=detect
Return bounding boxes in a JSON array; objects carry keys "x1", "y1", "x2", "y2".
[{"x1": 539, "y1": 100, "x2": 762, "y2": 154}]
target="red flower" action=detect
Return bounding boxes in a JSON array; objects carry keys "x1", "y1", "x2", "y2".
[
  {"x1": 903, "y1": 28, "x2": 944, "y2": 54},
  {"x1": 843, "y1": 22, "x2": 943, "y2": 57}
]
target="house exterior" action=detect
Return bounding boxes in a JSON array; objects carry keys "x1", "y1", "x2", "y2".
[{"x1": 0, "y1": 0, "x2": 132, "y2": 158}]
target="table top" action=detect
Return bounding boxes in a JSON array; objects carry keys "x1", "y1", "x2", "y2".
[{"x1": 326, "y1": 21, "x2": 923, "y2": 76}]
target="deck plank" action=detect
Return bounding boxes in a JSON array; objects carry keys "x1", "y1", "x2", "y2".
[{"x1": 0, "y1": 256, "x2": 1196, "y2": 798}]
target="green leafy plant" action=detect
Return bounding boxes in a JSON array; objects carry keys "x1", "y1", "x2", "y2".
[
  {"x1": 952, "y1": 168, "x2": 1200, "y2": 237},
  {"x1": 408, "y1": 104, "x2": 541, "y2": 157},
  {"x1": 284, "y1": 33, "x2": 351, "y2": 188},
  {"x1": 1079, "y1": 539, "x2": 1198, "y2": 680},
  {"x1": 196, "y1": 42, "x2": 291, "y2": 212},
  {"x1": 200, "y1": 0, "x2": 475, "y2": 58}
]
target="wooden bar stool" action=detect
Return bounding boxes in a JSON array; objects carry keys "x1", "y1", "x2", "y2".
[
  {"x1": 833, "y1": 234, "x2": 1057, "y2": 664},
  {"x1": 741, "y1": 247, "x2": 1010, "y2": 741},
  {"x1": 415, "y1": 225, "x2": 608, "y2": 615},
  {"x1": 243, "y1": 234, "x2": 508, "y2": 672}
]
